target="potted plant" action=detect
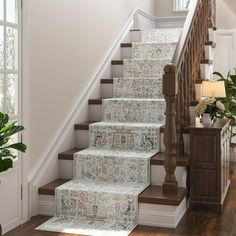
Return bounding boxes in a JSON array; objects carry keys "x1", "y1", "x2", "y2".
[
  {"x1": 194, "y1": 97, "x2": 225, "y2": 126},
  {"x1": 213, "y1": 69, "x2": 236, "y2": 144},
  {"x1": 0, "y1": 112, "x2": 27, "y2": 236}
]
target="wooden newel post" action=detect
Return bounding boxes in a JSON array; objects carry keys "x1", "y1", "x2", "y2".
[{"x1": 162, "y1": 64, "x2": 178, "y2": 194}]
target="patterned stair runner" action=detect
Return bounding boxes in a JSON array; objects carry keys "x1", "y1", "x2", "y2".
[{"x1": 37, "y1": 28, "x2": 181, "y2": 236}]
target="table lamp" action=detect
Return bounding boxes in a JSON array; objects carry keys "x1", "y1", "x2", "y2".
[{"x1": 201, "y1": 81, "x2": 226, "y2": 98}]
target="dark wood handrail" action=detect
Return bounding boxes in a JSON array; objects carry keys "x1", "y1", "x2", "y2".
[
  {"x1": 172, "y1": 0, "x2": 199, "y2": 69},
  {"x1": 162, "y1": 0, "x2": 216, "y2": 194}
]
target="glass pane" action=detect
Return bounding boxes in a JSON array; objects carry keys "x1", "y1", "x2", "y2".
[
  {"x1": 6, "y1": 27, "x2": 18, "y2": 69},
  {"x1": 0, "y1": 0, "x2": 3, "y2": 21},
  {"x1": 184, "y1": 0, "x2": 190, "y2": 10},
  {"x1": 180, "y1": 0, "x2": 190, "y2": 10},
  {"x1": 0, "y1": 26, "x2": 3, "y2": 69},
  {"x1": 5, "y1": 74, "x2": 18, "y2": 115},
  {"x1": 0, "y1": 74, "x2": 4, "y2": 112},
  {"x1": 6, "y1": 0, "x2": 17, "y2": 23}
]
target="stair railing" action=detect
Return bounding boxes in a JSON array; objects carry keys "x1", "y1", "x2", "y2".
[{"x1": 162, "y1": 0, "x2": 216, "y2": 194}]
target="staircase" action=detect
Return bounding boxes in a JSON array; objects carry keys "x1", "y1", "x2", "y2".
[{"x1": 36, "y1": 0, "x2": 217, "y2": 234}]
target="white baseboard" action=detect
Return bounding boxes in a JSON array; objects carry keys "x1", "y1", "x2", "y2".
[
  {"x1": 138, "y1": 197, "x2": 187, "y2": 228},
  {"x1": 39, "y1": 195, "x2": 55, "y2": 216}
]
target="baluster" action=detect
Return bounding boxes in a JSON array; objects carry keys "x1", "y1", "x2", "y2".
[{"x1": 163, "y1": 64, "x2": 178, "y2": 194}]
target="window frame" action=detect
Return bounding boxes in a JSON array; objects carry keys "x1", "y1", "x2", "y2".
[
  {"x1": 173, "y1": 0, "x2": 191, "y2": 12},
  {"x1": 0, "y1": 0, "x2": 21, "y2": 123}
]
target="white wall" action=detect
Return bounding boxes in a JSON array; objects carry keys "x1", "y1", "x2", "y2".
[
  {"x1": 23, "y1": 0, "x2": 155, "y2": 170},
  {"x1": 155, "y1": 0, "x2": 187, "y2": 17},
  {"x1": 216, "y1": 0, "x2": 236, "y2": 29}
]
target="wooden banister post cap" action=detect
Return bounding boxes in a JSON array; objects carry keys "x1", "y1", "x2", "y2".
[
  {"x1": 164, "y1": 64, "x2": 176, "y2": 74},
  {"x1": 163, "y1": 64, "x2": 178, "y2": 96}
]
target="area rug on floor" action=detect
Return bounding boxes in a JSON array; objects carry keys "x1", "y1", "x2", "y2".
[
  {"x1": 36, "y1": 28, "x2": 181, "y2": 236},
  {"x1": 36, "y1": 217, "x2": 136, "y2": 236}
]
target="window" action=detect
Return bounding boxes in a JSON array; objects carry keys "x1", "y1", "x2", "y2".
[
  {"x1": 0, "y1": 0, "x2": 20, "y2": 121},
  {"x1": 0, "y1": 0, "x2": 21, "y2": 150},
  {"x1": 173, "y1": 0, "x2": 191, "y2": 12}
]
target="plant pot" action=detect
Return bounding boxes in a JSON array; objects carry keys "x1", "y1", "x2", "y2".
[{"x1": 202, "y1": 113, "x2": 213, "y2": 127}]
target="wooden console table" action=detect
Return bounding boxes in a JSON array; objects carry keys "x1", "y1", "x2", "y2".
[{"x1": 189, "y1": 118, "x2": 231, "y2": 212}]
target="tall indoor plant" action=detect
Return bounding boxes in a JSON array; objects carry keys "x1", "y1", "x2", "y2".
[
  {"x1": 213, "y1": 69, "x2": 236, "y2": 144},
  {"x1": 0, "y1": 112, "x2": 27, "y2": 236}
]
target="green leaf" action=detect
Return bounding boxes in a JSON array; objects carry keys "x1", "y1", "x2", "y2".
[
  {"x1": 1, "y1": 125, "x2": 24, "y2": 139},
  {"x1": 0, "y1": 112, "x2": 27, "y2": 173},
  {"x1": 0, "y1": 149, "x2": 16, "y2": 159},
  {"x1": 230, "y1": 75, "x2": 236, "y2": 84},
  {"x1": 0, "y1": 143, "x2": 27, "y2": 152},
  {"x1": 213, "y1": 71, "x2": 225, "y2": 80},
  {"x1": 0, "y1": 158, "x2": 13, "y2": 172},
  {"x1": 0, "y1": 113, "x2": 9, "y2": 129}
]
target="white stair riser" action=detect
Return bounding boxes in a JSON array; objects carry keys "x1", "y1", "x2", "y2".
[
  {"x1": 161, "y1": 133, "x2": 190, "y2": 154},
  {"x1": 103, "y1": 99, "x2": 165, "y2": 123},
  {"x1": 39, "y1": 195, "x2": 55, "y2": 216},
  {"x1": 189, "y1": 106, "x2": 197, "y2": 126},
  {"x1": 59, "y1": 159, "x2": 187, "y2": 188},
  {"x1": 121, "y1": 47, "x2": 132, "y2": 59},
  {"x1": 101, "y1": 83, "x2": 113, "y2": 99},
  {"x1": 112, "y1": 64, "x2": 123, "y2": 77},
  {"x1": 200, "y1": 64, "x2": 213, "y2": 80},
  {"x1": 59, "y1": 160, "x2": 73, "y2": 180},
  {"x1": 151, "y1": 166, "x2": 187, "y2": 187},
  {"x1": 75, "y1": 130, "x2": 89, "y2": 149},
  {"x1": 208, "y1": 29, "x2": 213, "y2": 42},
  {"x1": 76, "y1": 130, "x2": 190, "y2": 155},
  {"x1": 195, "y1": 83, "x2": 202, "y2": 100},
  {"x1": 205, "y1": 45, "x2": 214, "y2": 60},
  {"x1": 138, "y1": 198, "x2": 187, "y2": 228},
  {"x1": 130, "y1": 31, "x2": 140, "y2": 42},
  {"x1": 89, "y1": 104, "x2": 102, "y2": 122},
  {"x1": 38, "y1": 196, "x2": 187, "y2": 226}
]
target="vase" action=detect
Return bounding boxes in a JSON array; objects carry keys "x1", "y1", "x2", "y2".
[{"x1": 202, "y1": 113, "x2": 213, "y2": 126}]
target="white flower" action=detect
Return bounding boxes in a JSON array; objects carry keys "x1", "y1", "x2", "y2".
[{"x1": 216, "y1": 101, "x2": 225, "y2": 111}]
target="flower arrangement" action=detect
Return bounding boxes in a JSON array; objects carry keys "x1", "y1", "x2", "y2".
[{"x1": 194, "y1": 98, "x2": 225, "y2": 120}]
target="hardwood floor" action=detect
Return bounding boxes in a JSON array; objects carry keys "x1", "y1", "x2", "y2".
[{"x1": 5, "y1": 149, "x2": 236, "y2": 236}]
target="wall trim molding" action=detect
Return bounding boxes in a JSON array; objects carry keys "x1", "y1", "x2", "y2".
[{"x1": 135, "y1": 9, "x2": 186, "y2": 29}]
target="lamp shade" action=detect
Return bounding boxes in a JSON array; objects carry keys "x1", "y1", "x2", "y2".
[{"x1": 201, "y1": 81, "x2": 226, "y2": 98}]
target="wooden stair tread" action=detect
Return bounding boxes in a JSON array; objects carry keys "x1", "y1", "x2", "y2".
[
  {"x1": 58, "y1": 148, "x2": 84, "y2": 160},
  {"x1": 88, "y1": 98, "x2": 102, "y2": 105},
  {"x1": 151, "y1": 153, "x2": 189, "y2": 166},
  {"x1": 101, "y1": 79, "x2": 113, "y2": 84},
  {"x1": 130, "y1": 29, "x2": 140, "y2": 32},
  {"x1": 38, "y1": 179, "x2": 70, "y2": 195},
  {"x1": 200, "y1": 59, "x2": 213, "y2": 64},
  {"x1": 205, "y1": 41, "x2": 216, "y2": 48},
  {"x1": 160, "y1": 125, "x2": 190, "y2": 134},
  {"x1": 121, "y1": 43, "x2": 132, "y2": 48},
  {"x1": 111, "y1": 60, "x2": 123, "y2": 65},
  {"x1": 189, "y1": 100, "x2": 199, "y2": 106},
  {"x1": 195, "y1": 79, "x2": 209, "y2": 84},
  {"x1": 139, "y1": 186, "x2": 186, "y2": 206},
  {"x1": 74, "y1": 121, "x2": 97, "y2": 130}
]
